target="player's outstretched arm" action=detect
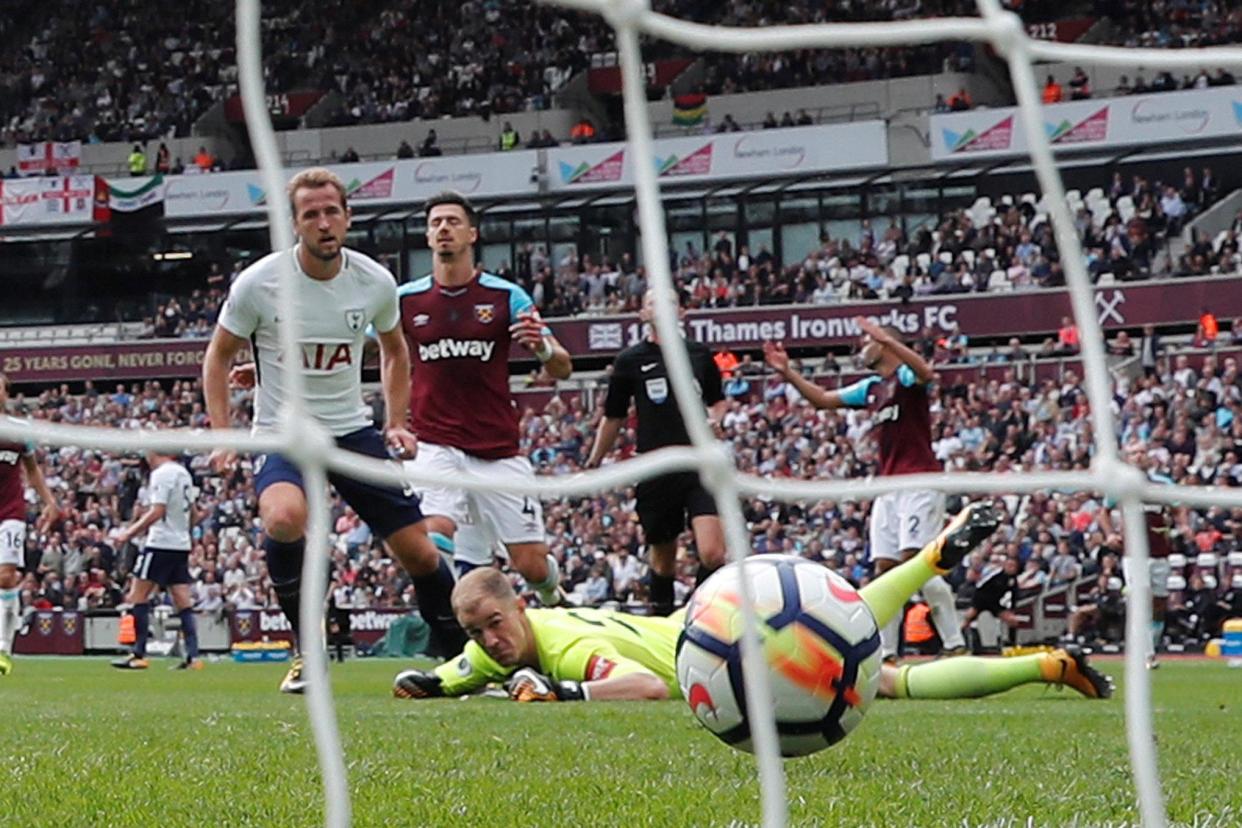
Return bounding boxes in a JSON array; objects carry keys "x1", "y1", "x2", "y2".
[
  {"x1": 585, "y1": 416, "x2": 624, "y2": 469},
  {"x1": 21, "y1": 453, "x2": 61, "y2": 533},
  {"x1": 857, "y1": 316, "x2": 933, "y2": 383},
  {"x1": 505, "y1": 666, "x2": 668, "y2": 702},
  {"x1": 763, "y1": 341, "x2": 845, "y2": 410},
  {"x1": 392, "y1": 668, "x2": 449, "y2": 699}
]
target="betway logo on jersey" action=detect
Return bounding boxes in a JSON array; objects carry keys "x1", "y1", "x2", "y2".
[{"x1": 418, "y1": 338, "x2": 496, "y2": 362}]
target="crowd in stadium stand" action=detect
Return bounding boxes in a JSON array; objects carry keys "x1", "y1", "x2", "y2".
[
  {"x1": 9, "y1": 330, "x2": 1242, "y2": 649},
  {"x1": 117, "y1": 174, "x2": 1235, "y2": 338},
  {"x1": 13, "y1": 0, "x2": 1241, "y2": 152},
  {"x1": 1115, "y1": 0, "x2": 1242, "y2": 49},
  {"x1": 498, "y1": 176, "x2": 1230, "y2": 322}
]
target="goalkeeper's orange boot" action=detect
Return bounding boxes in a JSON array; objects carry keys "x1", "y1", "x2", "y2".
[
  {"x1": 923, "y1": 502, "x2": 1002, "y2": 573},
  {"x1": 1042, "y1": 646, "x2": 1113, "y2": 699}
]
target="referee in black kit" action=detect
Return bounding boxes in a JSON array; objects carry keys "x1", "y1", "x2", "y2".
[{"x1": 586, "y1": 288, "x2": 727, "y2": 616}]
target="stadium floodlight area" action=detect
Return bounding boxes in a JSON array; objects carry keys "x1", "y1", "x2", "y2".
[{"x1": 7, "y1": 0, "x2": 1242, "y2": 824}]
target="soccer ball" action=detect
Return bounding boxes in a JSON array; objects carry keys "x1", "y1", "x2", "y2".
[{"x1": 676, "y1": 555, "x2": 882, "y2": 757}]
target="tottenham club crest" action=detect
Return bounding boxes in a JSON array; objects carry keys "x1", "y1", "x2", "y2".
[
  {"x1": 344, "y1": 309, "x2": 366, "y2": 332},
  {"x1": 474, "y1": 303, "x2": 495, "y2": 324}
]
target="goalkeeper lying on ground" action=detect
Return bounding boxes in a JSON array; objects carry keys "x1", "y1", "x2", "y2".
[{"x1": 394, "y1": 504, "x2": 1112, "y2": 703}]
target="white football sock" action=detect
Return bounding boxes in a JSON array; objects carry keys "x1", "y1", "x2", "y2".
[
  {"x1": 922, "y1": 575, "x2": 965, "y2": 649},
  {"x1": 0, "y1": 588, "x2": 20, "y2": 656},
  {"x1": 879, "y1": 613, "x2": 900, "y2": 660}
]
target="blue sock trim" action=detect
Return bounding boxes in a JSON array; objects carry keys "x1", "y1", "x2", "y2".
[
  {"x1": 132, "y1": 603, "x2": 151, "y2": 658},
  {"x1": 178, "y1": 608, "x2": 199, "y2": 660}
]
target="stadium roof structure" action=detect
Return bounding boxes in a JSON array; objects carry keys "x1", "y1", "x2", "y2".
[{"x1": 1, "y1": 138, "x2": 1239, "y2": 243}]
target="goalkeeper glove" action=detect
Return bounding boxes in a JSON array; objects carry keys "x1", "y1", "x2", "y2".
[
  {"x1": 393, "y1": 669, "x2": 445, "y2": 699},
  {"x1": 505, "y1": 667, "x2": 586, "y2": 702}
]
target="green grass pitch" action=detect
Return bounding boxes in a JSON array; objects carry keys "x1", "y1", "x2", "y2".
[{"x1": 1, "y1": 657, "x2": 1238, "y2": 826}]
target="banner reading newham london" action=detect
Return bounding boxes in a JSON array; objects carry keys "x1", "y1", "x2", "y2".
[
  {"x1": 930, "y1": 85, "x2": 1242, "y2": 161},
  {"x1": 546, "y1": 122, "x2": 888, "y2": 190},
  {"x1": 157, "y1": 152, "x2": 540, "y2": 218}
]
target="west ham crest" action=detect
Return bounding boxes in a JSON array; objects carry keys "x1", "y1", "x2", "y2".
[{"x1": 474, "y1": 304, "x2": 495, "y2": 324}]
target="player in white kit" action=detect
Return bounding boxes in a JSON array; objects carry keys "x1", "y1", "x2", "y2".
[
  {"x1": 111, "y1": 450, "x2": 202, "y2": 670},
  {"x1": 203, "y1": 168, "x2": 464, "y2": 693}
]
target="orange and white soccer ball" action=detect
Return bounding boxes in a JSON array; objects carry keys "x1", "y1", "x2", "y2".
[{"x1": 676, "y1": 555, "x2": 882, "y2": 757}]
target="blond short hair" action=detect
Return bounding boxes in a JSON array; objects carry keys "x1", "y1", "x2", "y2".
[
  {"x1": 286, "y1": 167, "x2": 348, "y2": 217},
  {"x1": 452, "y1": 567, "x2": 517, "y2": 616}
]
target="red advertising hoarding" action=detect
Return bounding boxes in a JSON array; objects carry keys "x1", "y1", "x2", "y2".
[
  {"x1": 0, "y1": 277, "x2": 1234, "y2": 383},
  {"x1": 14, "y1": 611, "x2": 84, "y2": 655},
  {"x1": 229, "y1": 608, "x2": 409, "y2": 648}
]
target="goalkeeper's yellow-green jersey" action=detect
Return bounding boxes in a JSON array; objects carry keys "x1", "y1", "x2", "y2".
[{"x1": 433, "y1": 607, "x2": 684, "y2": 698}]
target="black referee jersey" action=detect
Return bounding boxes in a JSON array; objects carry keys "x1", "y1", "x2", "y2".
[{"x1": 603, "y1": 338, "x2": 724, "y2": 452}]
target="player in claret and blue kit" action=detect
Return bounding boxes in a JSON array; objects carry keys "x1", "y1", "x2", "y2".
[
  {"x1": 0, "y1": 373, "x2": 61, "y2": 676},
  {"x1": 766, "y1": 317, "x2": 968, "y2": 662},
  {"x1": 398, "y1": 191, "x2": 574, "y2": 607}
]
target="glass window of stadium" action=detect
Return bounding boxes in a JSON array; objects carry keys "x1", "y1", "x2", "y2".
[
  {"x1": 404, "y1": 215, "x2": 431, "y2": 282},
  {"x1": 743, "y1": 197, "x2": 776, "y2": 261},
  {"x1": 705, "y1": 197, "x2": 738, "y2": 262},
  {"x1": 778, "y1": 196, "x2": 820, "y2": 265},
  {"x1": 666, "y1": 199, "x2": 705, "y2": 265},
  {"x1": 581, "y1": 202, "x2": 635, "y2": 267},
  {"x1": 900, "y1": 184, "x2": 942, "y2": 234},
  {"x1": 822, "y1": 190, "x2": 863, "y2": 250},
  {"x1": 549, "y1": 213, "x2": 579, "y2": 275}
]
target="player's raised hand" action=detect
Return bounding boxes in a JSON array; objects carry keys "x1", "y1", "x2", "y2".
[
  {"x1": 855, "y1": 316, "x2": 893, "y2": 346},
  {"x1": 228, "y1": 362, "x2": 257, "y2": 389},
  {"x1": 384, "y1": 425, "x2": 418, "y2": 460},
  {"x1": 509, "y1": 310, "x2": 549, "y2": 354},
  {"x1": 763, "y1": 340, "x2": 790, "y2": 375},
  {"x1": 209, "y1": 448, "x2": 236, "y2": 474}
]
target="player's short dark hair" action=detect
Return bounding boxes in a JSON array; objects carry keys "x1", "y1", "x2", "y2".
[{"x1": 425, "y1": 191, "x2": 477, "y2": 226}]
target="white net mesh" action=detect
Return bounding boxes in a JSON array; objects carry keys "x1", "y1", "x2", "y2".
[{"x1": 14, "y1": 0, "x2": 1242, "y2": 825}]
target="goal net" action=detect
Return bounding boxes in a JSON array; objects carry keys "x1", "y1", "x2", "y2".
[{"x1": 10, "y1": 0, "x2": 1237, "y2": 825}]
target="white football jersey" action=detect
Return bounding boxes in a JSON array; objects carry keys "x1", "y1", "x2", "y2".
[
  {"x1": 217, "y1": 246, "x2": 400, "y2": 436},
  {"x1": 144, "y1": 461, "x2": 194, "y2": 551}
]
